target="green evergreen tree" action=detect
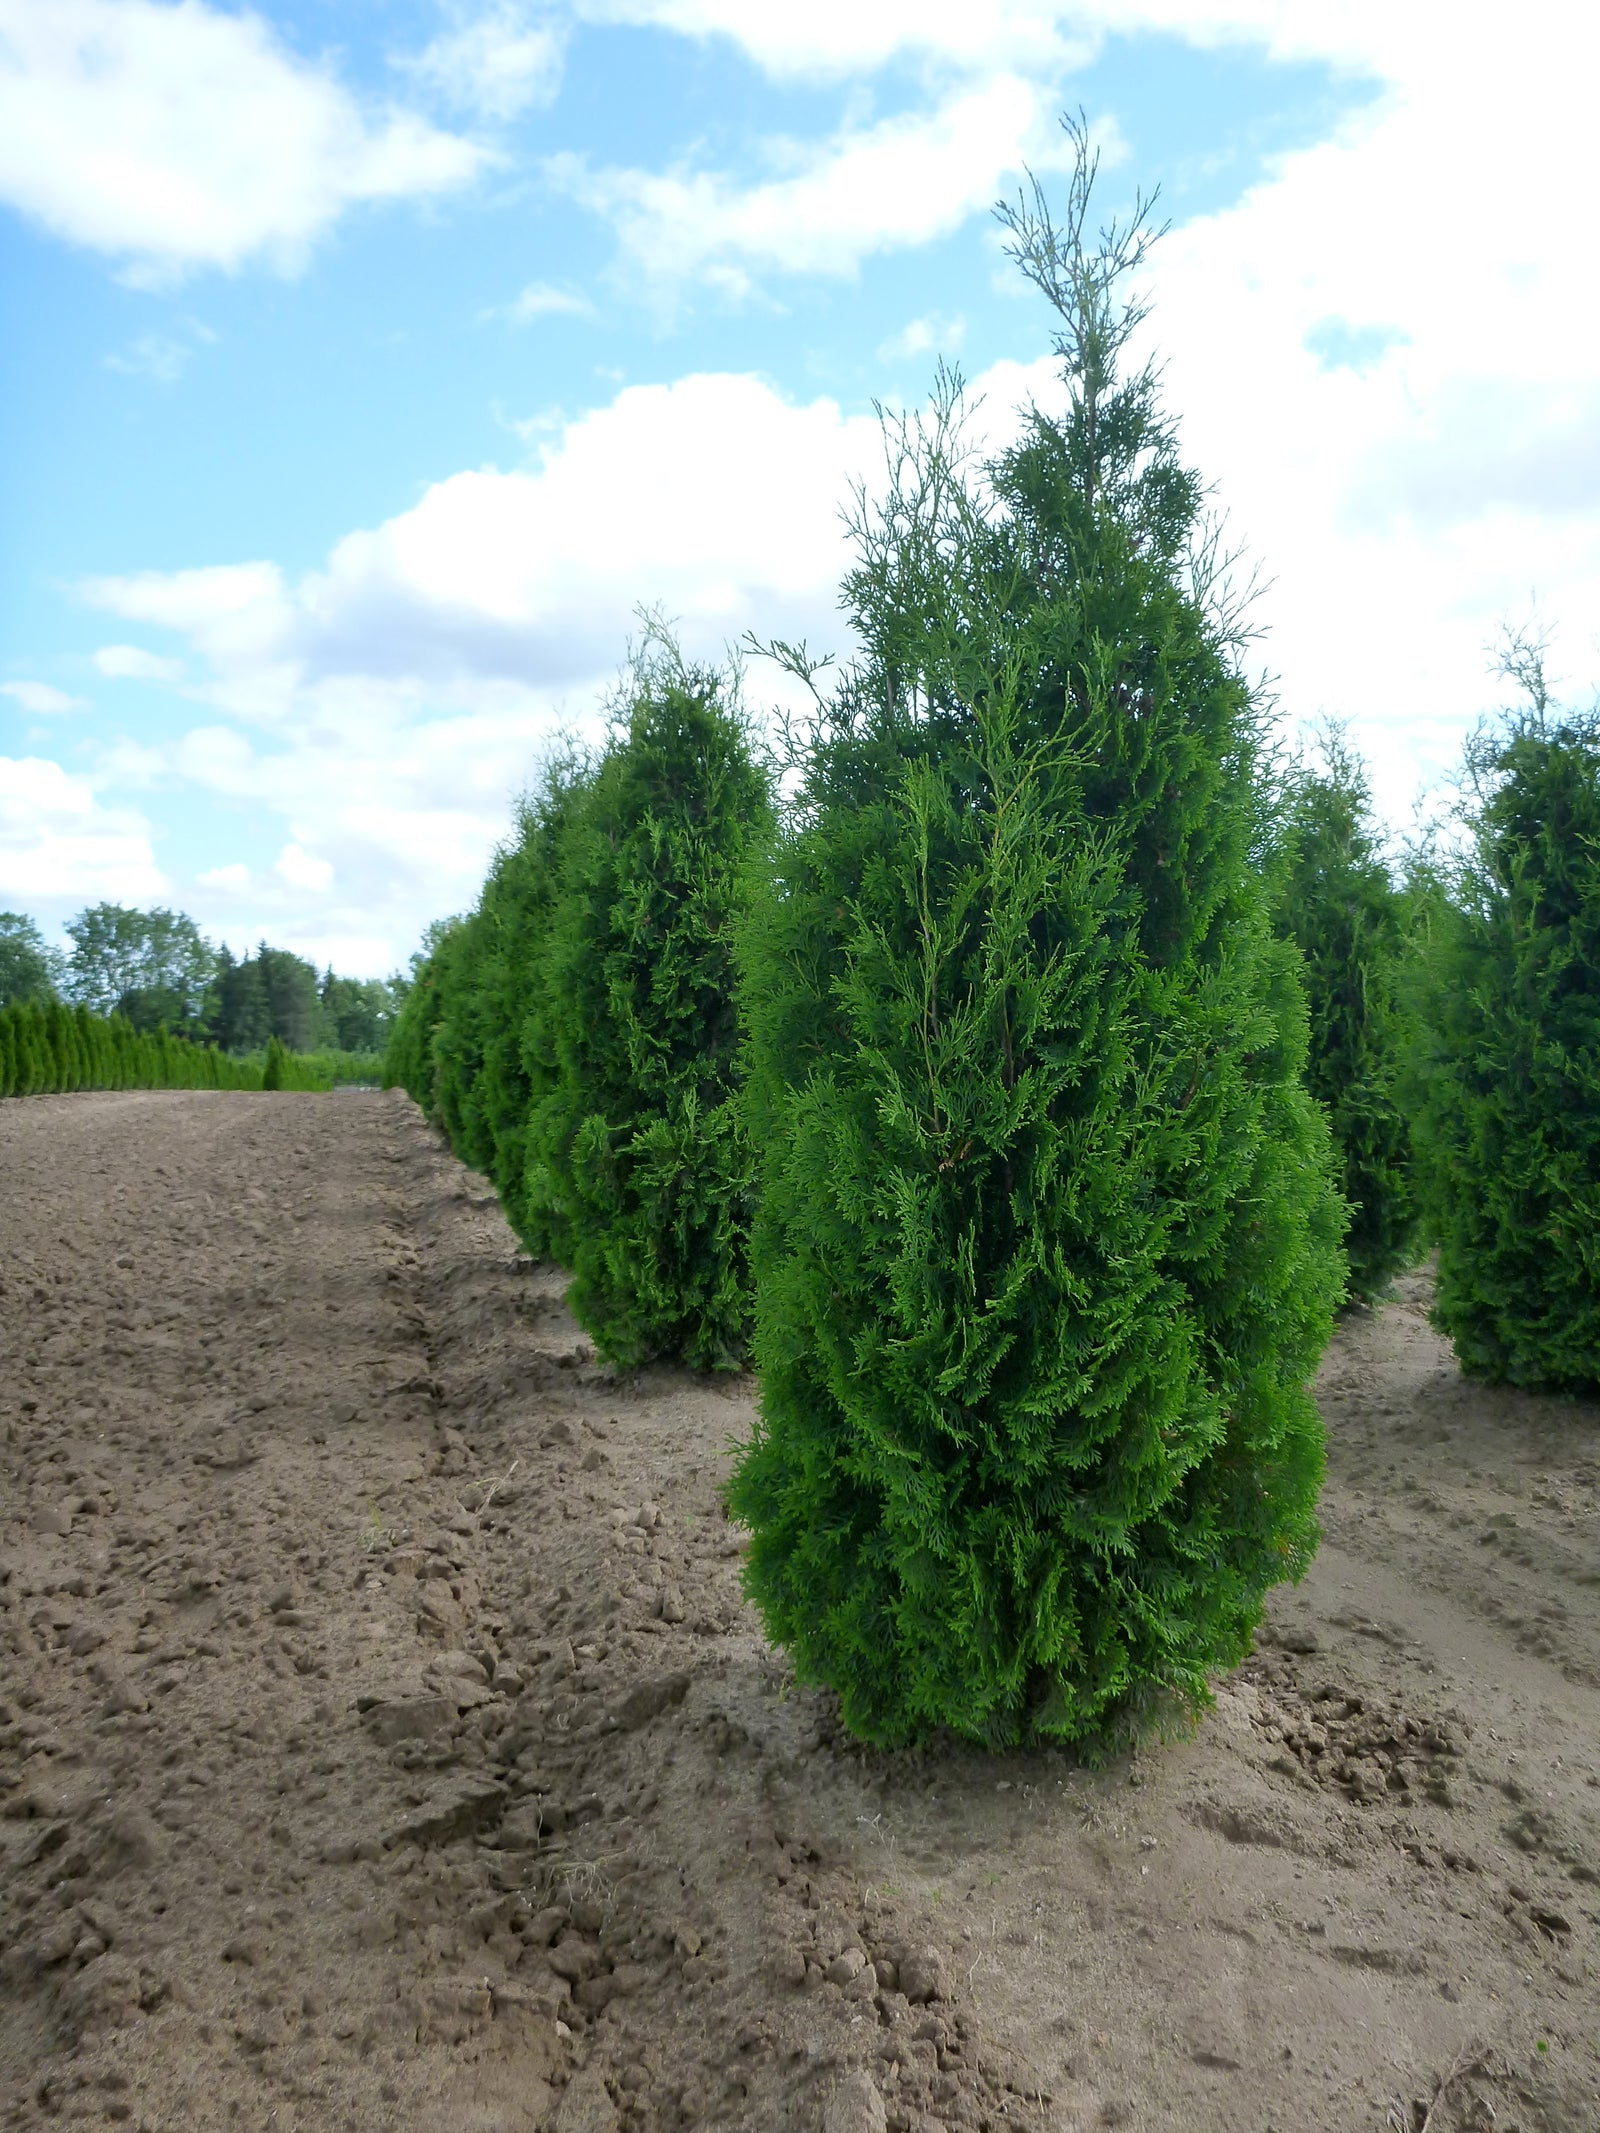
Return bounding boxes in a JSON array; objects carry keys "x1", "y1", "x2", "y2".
[
  {"x1": 261, "y1": 1034, "x2": 289, "y2": 1090},
  {"x1": 43, "y1": 1000, "x2": 78, "y2": 1090},
  {"x1": 76, "y1": 1006, "x2": 106, "y2": 1087},
  {"x1": 20, "y1": 1004, "x2": 49, "y2": 1095},
  {"x1": 427, "y1": 915, "x2": 491, "y2": 1160},
  {"x1": 727, "y1": 126, "x2": 1344, "y2": 1754},
  {"x1": 255, "y1": 946, "x2": 322, "y2": 1051},
  {"x1": 435, "y1": 749, "x2": 594, "y2": 1255},
  {"x1": 1276, "y1": 731, "x2": 1417, "y2": 1301},
  {"x1": 526, "y1": 647, "x2": 773, "y2": 1368},
  {"x1": 1414, "y1": 634, "x2": 1600, "y2": 1391},
  {"x1": 206, "y1": 944, "x2": 271, "y2": 1052},
  {"x1": 382, "y1": 919, "x2": 459, "y2": 1106}
]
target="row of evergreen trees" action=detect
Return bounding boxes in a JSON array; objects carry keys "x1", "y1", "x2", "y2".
[
  {"x1": 0, "y1": 906, "x2": 396, "y2": 1057},
  {"x1": 1271, "y1": 669, "x2": 1600, "y2": 1395},
  {"x1": 386, "y1": 663, "x2": 769, "y2": 1371},
  {"x1": 386, "y1": 127, "x2": 1599, "y2": 1755},
  {"x1": 0, "y1": 999, "x2": 329, "y2": 1098}
]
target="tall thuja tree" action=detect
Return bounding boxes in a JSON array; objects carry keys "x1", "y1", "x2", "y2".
[
  {"x1": 1276, "y1": 731, "x2": 1417, "y2": 1301},
  {"x1": 1415, "y1": 634, "x2": 1600, "y2": 1392},
  {"x1": 526, "y1": 648, "x2": 773, "y2": 1369},
  {"x1": 427, "y1": 913, "x2": 491, "y2": 1154},
  {"x1": 382, "y1": 919, "x2": 461, "y2": 1107},
  {"x1": 728, "y1": 124, "x2": 1344, "y2": 1754},
  {"x1": 425, "y1": 747, "x2": 595, "y2": 1233},
  {"x1": 455, "y1": 750, "x2": 593, "y2": 1257}
]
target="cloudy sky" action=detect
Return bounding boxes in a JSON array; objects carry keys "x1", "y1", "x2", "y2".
[{"x1": 2, "y1": 0, "x2": 1595, "y2": 977}]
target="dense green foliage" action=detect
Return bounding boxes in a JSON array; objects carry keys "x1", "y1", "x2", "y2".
[
  {"x1": 423, "y1": 755, "x2": 594, "y2": 1257},
  {"x1": 1276, "y1": 735, "x2": 1418, "y2": 1301},
  {"x1": 0, "y1": 913, "x2": 64, "y2": 1008},
  {"x1": 524, "y1": 664, "x2": 773, "y2": 1369},
  {"x1": 209, "y1": 944, "x2": 398, "y2": 1054},
  {"x1": 296, "y1": 1047, "x2": 386, "y2": 1087},
  {"x1": 1413, "y1": 688, "x2": 1600, "y2": 1392},
  {"x1": 64, "y1": 903, "x2": 215, "y2": 1029},
  {"x1": 725, "y1": 139, "x2": 1344, "y2": 1754},
  {"x1": 385, "y1": 685, "x2": 772, "y2": 1369},
  {"x1": 382, "y1": 919, "x2": 455, "y2": 1115},
  {"x1": 0, "y1": 1000, "x2": 329, "y2": 1097},
  {"x1": 210, "y1": 943, "x2": 320, "y2": 1050}
]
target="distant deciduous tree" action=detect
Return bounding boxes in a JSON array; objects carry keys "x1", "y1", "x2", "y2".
[
  {"x1": 318, "y1": 971, "x2": 396, "y2": 1053},
  {"x1": 64, "y1": 904, "x2": 216, "y2": 1029},
  {"x1": 0, "y1": 913, "x2": 63, "y2": 1008}
]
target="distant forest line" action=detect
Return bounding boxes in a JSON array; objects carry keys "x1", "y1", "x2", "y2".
[{"x1": 0, "y1": 902, "x2": 402, "y2": 1058}]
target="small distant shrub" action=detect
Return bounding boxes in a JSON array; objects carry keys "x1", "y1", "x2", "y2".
[
  {"x1": 382, "y1": 922, "x2": 456, "y2": 1111},
  {"x1": 300, "y1": 1048, "x2": 385, "y2": 1087}
]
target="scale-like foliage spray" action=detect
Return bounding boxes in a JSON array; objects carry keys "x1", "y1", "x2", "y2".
[{"x1": 728, "y1": 126, "x2": 1344, "y2": 1753}]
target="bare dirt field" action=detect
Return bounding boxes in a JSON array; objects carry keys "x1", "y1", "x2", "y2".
[{"x1": 2, "y1": 1090, "x2": 1598, "y2": 2133}]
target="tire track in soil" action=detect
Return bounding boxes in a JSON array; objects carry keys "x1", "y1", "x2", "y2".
[{"x1": 4, "y1": 1097, "x2": 1600, "y2": 2133}]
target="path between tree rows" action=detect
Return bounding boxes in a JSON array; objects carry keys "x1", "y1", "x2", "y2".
[{"x1": 1, "y1": 1091, "x2": 1598, "y2": 2133}]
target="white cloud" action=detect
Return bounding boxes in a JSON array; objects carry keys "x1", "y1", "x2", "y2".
[
  {"x1": 103, "y1": 332, "x2": 193, "y2": 382},
  {"x1": 553, "y1": 74, "x2": 1060, "y2": 294},
  {"x1": 196, "y1": 861, "x2": 249, "y2": 892},
  {"x1": 84, "y1": 563, "x2": 292, "y2": 674},
  {"x1": 573, "y1": 0, "x2": 1093, "y2": 78},
  {"x1": 877, "y1": 311, "x2": 966, "y2": 364},
  {"x1": 0, "y1": 0, "x2": 490, "y2": 282},
  {"x1": 93, "y1": 644, "x2": 186, "y2": 683},
  {"x1": 275, "y1": 842, "x2": 334, "y2": 892},
  {"x1": 1116, "y1": 3, "x2": 1600, "y2": 814},
  {"x1": 1, "y1": 680, "x2": 86, "y2": 714},
  {"x1": 487, "y1": 279, "x2": 593, "y2": 324},
  {"x1": 0, "y1": 755, "x2": 165, "y2": 905},
  {"x1": 571, "y1": 0, "x2": 1409, "y2": 82},
  {"x1": 81, "y1": 371, "x2": 883, "y2": 690},
  {"x1": 75, "y1": 370, "x2": 886, "y2": 968},
  {"x1": 400, "y1": 3, "x2": 565, "y2": 122}
]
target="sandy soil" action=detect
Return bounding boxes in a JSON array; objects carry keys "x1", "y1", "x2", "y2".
[{"x1": 1, "y1": 1090, "x2": 1597, "y2": 2133}]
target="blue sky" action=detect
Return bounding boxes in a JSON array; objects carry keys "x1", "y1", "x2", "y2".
[{"x1": 3, "y1": 0, "x2": 1596, "y2": 976}]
